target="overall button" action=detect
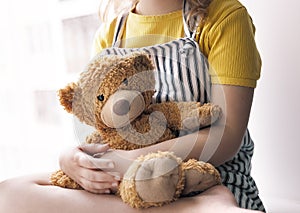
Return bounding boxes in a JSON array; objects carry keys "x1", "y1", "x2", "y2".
[{"x1": 179, "y1": 42, "x2": 195, "y2": 57}]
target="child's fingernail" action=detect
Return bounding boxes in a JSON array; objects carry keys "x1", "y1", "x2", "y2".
[
  {"x1": 114, "y1": 176, "x2": 121, "y2": 181},
  {"x1": 112, "y1": 182, "x2": 118, "y2": 187},
  {"x1": 108, "y1": 162, "x2": 114, "y2": 168},
  {"x1": 104, "y1": 189, "x2": 110, "y2": 194},
  {"x1": 97, "y1": 143, "x2": 107, "y2": 148}
]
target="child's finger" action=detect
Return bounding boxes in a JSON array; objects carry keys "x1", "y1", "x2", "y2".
[
  {"x1": 74, "y1": 152, "x2": 114, "y2": 169},
  {"x1": 79, "y1": 143, "x2": 110, "y2": 156},
  {"x1": 79, "y1": 168, "x2": 120, "y2": 183}
]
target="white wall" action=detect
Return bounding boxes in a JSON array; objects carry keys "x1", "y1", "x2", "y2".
[{"x1": 240, "y1": 0, "x2": 300, "y2": 211}]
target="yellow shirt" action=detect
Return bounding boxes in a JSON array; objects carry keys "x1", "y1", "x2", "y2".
[{"x1": 92, "y1": 0, "x2": 261, "y2": 88}]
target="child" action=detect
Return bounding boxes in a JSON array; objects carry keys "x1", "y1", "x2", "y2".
[{"x1": 0, "y1": 0, "x2": 265, "y2": 212}]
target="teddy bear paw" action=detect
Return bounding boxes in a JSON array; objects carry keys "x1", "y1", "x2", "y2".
[
  {"x1": 181, "y1": 159, "x2": 222, "y2": 196},
  {"x1": 119, "y1": 151, "x2": 185, "y2": 208}
]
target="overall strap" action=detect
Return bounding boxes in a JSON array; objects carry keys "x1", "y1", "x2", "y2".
[
  {"x1": 182, "y1": 0, "x2": 201, "y2": 39},
  {"x1": 112, "y1": 14, "x2": 128, "y2": 47}
]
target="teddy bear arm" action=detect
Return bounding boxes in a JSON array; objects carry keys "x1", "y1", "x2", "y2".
[
  {"x1": 146, "y1": 102, "x2": 182, "y2": 130},
  {"x1": 176, "y1": 102, "x2": 222, "y2": 131},
  {"x1": 147, "y1": 102, "x2": 221, "y2": 131}
]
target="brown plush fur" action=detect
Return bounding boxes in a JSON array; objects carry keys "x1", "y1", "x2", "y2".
[
  {"x1": 50, "y1": 52, "x2": 222, "y2": 208},
  {"x1": 119, "y1": 152, "x2": 185, "y2": 208}
]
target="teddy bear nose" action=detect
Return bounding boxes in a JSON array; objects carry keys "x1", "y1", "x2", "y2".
[{"x1": 113, "y1": 99, "x2": 130, "y2": 116}]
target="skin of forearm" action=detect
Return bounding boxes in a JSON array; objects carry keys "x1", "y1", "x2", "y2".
[{"x1": 129, "y1": 119, "x2": 245, "y2": 167}]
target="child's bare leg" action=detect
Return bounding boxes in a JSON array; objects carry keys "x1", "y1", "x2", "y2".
[
  {"x1": 0, "y1": 173, "x2": 262, "y2": 213},
  {"x1": 0, "y1": 173, "x2": 129, "y2": 213}
]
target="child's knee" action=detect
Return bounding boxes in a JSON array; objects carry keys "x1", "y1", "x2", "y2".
[
  {"x1": 0, "y1": 179, "x2": 18, "y2": 210},
  {"x1": 0, "y1": 178, "x2": 14, "y2": 194},
  {"x1": 0, "y1": 176, "x2": 35, "y2": 199},
  {"x1": 0, "y1": 178, "x2": 23, "y2": 197},
  {"x1": 0, "y1": 176, "x2": 37, "y2": 212}
]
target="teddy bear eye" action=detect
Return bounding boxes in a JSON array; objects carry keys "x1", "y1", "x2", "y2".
[
  {"x1": 97, "y1": 94, "x2": 105, "y2": 101},
  {"x1": 122, "y1": 78, "x2": 128, "y2": 86}
]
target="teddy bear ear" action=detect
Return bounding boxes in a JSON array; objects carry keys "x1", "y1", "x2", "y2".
[{"x1": 58, "y1": 82, "x2": 77, "y2": 113}]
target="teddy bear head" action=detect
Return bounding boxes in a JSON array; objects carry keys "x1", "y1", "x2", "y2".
[{"x1": 58, "y1": 52, "x2": 156, "y2": 130}]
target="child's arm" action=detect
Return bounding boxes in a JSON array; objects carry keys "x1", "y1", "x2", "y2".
[{"x1": 112, "y1": 84, "x2": 253, "y2": 167}]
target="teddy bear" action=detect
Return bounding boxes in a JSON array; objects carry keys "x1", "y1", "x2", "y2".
[{"x1": 51, "y1": 52, "x2": 222, "y2": 208}]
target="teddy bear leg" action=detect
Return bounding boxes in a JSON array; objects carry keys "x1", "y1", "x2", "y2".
[
  {"x1": 180, "y1": 159, "x2": 222, "y2": 196},
  {"x1": 119, "y1": 152, "x2": 185, "y2": 208},
  {"x1": 50, "y1": 170, "x2": 82, "y2": 189}
]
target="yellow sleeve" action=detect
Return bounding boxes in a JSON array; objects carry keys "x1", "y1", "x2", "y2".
[
  {"x1": 207, "y1": 8, "x2": 261, "y2": 88},
  {"x1": 90, "y1": 19, "x2": 118, "y2": 58}
]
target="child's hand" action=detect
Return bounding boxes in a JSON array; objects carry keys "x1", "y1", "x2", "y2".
[{"x1": 58, "y1": 144, "x2": 121, "y2": 194}]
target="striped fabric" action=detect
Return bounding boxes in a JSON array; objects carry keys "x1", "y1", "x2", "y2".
[
  {"x1": 218, "y1": 130, "x2": 265, "y2": 211},
  {"x1": 100, "y1": 37, "x2": 211, "y2": 103},
  {"x1": 97, "y1": 0, "x2": 265, "y2": 211}
]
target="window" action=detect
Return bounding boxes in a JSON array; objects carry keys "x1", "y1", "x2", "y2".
[{"x1": 0, "y1": 0, "x2": 100, "y2": 180}]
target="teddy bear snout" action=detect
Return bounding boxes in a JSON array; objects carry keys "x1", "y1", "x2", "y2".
[
  {"x1": 113, "y1": 99, "x2": 130, "y2": 115},
  {"x1": 101, "y1": 90, "x2": 146, "y2": 128}
]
